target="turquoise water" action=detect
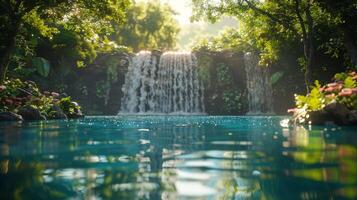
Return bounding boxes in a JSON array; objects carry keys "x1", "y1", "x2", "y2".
[{"x1": 0, "y1": 116, "x2": 356, "y2": 200}]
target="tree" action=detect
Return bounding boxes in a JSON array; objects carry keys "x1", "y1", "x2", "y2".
[
  {"x1": 111, "y1": 0, "x2": 180, "y2": 51},
  {"x1": 191, "y1": 0, "x2": 353, "y2": 91},
  {"x1": 317, "y1": 0, "x2": 357, "y2": 66},
  {"x1": 0, "y1": 0, "x2": 129, "y2": 83}
]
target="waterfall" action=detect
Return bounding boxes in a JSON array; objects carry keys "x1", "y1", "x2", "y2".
[
  {"x1": 244, "y1": 52, "x2": 274, "y2": 115},
  {"x1": 120, "y1": 51, "x2": 205, "y2": 114}
]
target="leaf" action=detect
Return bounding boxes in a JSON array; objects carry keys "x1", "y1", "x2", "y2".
[
  {"x1": 344, "y1": 77, "x2": 356, "y2": 89},
  {"x1": 270, "y1": 71, "x2": 284, "y2": 85},
  {"x1": 334, "y1": 72, "x2": 348, "y2": 81},
  {"x1": 32, "y1": 57, "x2": 51, "y2": 77}
]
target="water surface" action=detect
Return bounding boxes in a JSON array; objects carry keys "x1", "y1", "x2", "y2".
[{"x1": 0, "y1": 116, "x2": 356, "y2": 199}]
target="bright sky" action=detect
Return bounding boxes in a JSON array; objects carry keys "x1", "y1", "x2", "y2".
[
  {"x1": 139, "y1": 0, "x2": 193, "y2": 25},
  {"x1": 163, "y1": 0, "x2": 193, "y2": 25},
  {"x1": 137, "y1": 0, "x2": 238, "y2": 49}
]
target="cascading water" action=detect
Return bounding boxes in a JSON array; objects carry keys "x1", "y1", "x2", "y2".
[
  {"x1": 120, "y1": 51, "x2": 205, "y2": 114},
  {"x1": 244, "y1": 52, "x2": 274, "y2": 115}
]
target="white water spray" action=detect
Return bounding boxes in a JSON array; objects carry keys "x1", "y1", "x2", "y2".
[
  {"x1": 120, "y1": 51, "x2": 205, "y2": 114},
  {"x1": 244, "y1": 52, "x2": 274, "y2": 115}
]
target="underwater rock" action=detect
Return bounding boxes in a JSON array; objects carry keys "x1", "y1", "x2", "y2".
[
  {"x1": 48, "y1": 105, "x2": 67, "y2": 120},
  {"x1": 0, "y1": 112, "x2": 23, "y2": 121},
  {"x1": 18, "y1": 105, "x2": 46, "y2": 121}
]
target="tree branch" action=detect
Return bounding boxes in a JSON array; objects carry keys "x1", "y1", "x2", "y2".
[
  {"x1": 294, "y1": 0, "x2": 307, "y2": 41},
  {"x1": 243, "y1": 0, "x2": 300, "y2": 38}
]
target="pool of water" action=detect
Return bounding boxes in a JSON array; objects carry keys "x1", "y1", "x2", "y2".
[{"x1": 0, "y1": 116, "x2": 356, "y2": 200}]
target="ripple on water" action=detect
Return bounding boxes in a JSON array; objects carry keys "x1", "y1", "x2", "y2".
[{"x1": 0, "y1": 116, "x2": 356, "y2": 200}]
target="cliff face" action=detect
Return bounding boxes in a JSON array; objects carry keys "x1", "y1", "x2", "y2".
[
  {"x1": 38, "y1": 50, "x2": 313, "y2": 116},
  {"x1": 63, "y1": 50, "x2": 303, "y2": 115},
  {"x1": 195, "y1": 50, "x2": 247, "y2": 115},
  {"x1": 57, "y1": 52, "x2": 131, "y2": 115}
]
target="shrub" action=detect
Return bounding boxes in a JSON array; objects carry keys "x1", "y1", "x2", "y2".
[
  {"x1": 292, "y1": 71, "x2": 357, "y2": 123},
  {"x1": 0, "y1": 79, "x2": 83, "y2": 119}
]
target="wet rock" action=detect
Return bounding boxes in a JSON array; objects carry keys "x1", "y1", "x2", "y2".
[
  {"x1": 323, "y1": 102, "x2": 350, "y2": 125},
  {"x1": 67, "y1": 102, "x2": 84, "y2": 119},
  {"x1": 48, "y1": 105, "x2": 67, "y2": 120},
  {"x1": 308, "y1": 110, "x2": 331, "y2": 125},
  {"x1": 0, "y1": 112, "x2": 23, "y2": 121},
  {"x1": 68, "y1": 110, "x2": 84, "y2": 119},
  {"x1": 18, "y1": 105, "x2": 46, "y2": 121}
]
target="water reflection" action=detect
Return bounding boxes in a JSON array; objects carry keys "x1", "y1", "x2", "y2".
[{"x1": 0, "y1": 116, "x2": 356, "y2": 199}]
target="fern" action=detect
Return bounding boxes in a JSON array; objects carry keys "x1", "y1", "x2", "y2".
[{"x1": 344, "y1": 77, "x2": 356, "y2": 88}]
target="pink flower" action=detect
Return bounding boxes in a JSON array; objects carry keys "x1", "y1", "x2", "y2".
[
  {"x1": 51, "y1": 92, "x2": 60, "y2": 98},
  {"x1": 339, "y1": 88, "x2": 353, "y2": 97},
  {"x1": 324, "y1": 87, "x2": 335, "y2": 92},
  {"x1": 327, "y1": 83, "x2": 338, "y2": 87},
  {"x1": 287, "y1": 108, "x2": 297, "y2": 113},
  {"x1": 352, "y1": 88, "x2": 357, "y2": 94},
  {"x1": 324, "y1": 83, "x2": 343, "y2": 93}
]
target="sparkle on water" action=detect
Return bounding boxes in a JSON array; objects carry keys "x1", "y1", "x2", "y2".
[{"x1": 0, "y1": 116, "x2": 356, "y2": 199}]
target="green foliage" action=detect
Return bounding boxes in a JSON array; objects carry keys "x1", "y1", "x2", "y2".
[
  {"x1": 337, "y1": 72, "x2": 357, "y2": 110},
  {"x1": 193, "y1": 28, "x2": 251, "y2": 52},
  {"x1": 334, "y1": 72, "x2": 349, "y2": 81},
  {"x1": 344, "y1": 77, "x2": 357, "y2": 89},
  {"x1": 222, "y1": 90, "x2": 243, "y2": 114},
  {"x1": 1, "y1": 0, "x2": 130, "y2": 82},
  {"x1": 295, "y1": 81, "x2": 326, "y2": 111},
  {"x1": 59, "y1": 97, "x2": 81, "y2": 116},
  {"x1": 112, "y1": 0, "x2": 180, "y2": 51},
  {"x1": 190, "y1": 0, "x2": 354, "y2": 70},
  {"x1": 197, "y1": 55, "x2": 246, "y2": 114},
  {"x1": 0, "y1": 78, "x2": 84, "y2": 118},
  {"x1": 217, "y1": 63, "x2": 233, "y2": 86},
  {"x1": 293, "y1": 71, "x2": 357, "y2": 123},
  {"x1": 32, "y1": 57, "x2": 50, "y2": 77},
  {"x1": 0, "y1": 79, "x2": 52, "y2": 114}
]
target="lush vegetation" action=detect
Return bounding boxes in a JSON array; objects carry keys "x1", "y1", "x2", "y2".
[
  {"x1": 0, "y1": 0, "x2": 181, "y2": 118},
  {"x1": 292, "y1": 71, "x2": 357, "y2": 124},
  {"x1": 112, "y1": 0, "x2": 180, "y2": 52},
  {"x1": 0, "y1": 0, "x2": 130, "y2": 82},
  {"x1": 191, "y1": 0, "x2": 357, "y2": 90},
  {"x1": 0, "y1": 78, "x2": 82, "y2": 119},
  {"x1": 1, "y1": 0, "x2": 356, "y2": 117}
]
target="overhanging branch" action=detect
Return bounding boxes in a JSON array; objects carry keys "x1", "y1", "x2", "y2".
[{"x1": 243, "y1": 0, "x2": 300, "y2": 38}]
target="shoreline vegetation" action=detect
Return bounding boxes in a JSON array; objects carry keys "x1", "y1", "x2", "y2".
[
  {"x1": 0, "y1": 0, "x2": 356, "y2": 124},
  {"x1": 290, "y1": 71, "x2": 357, "y2": 126},
  {"x1": 0, "y1": 79, "x2": 83, "y2": 121}
]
